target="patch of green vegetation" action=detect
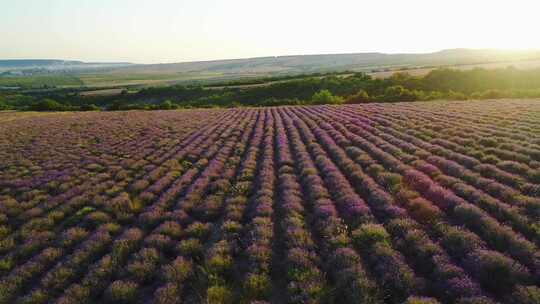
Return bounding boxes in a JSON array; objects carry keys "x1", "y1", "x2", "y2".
[
  {"x1": 0, "y1": 75, "x2": 83, "y2": 88},
  {"x1": 5, "y1": 67, "x2": 540, "y2": 111},
  {"x1": 76, "y1": 206, "x2": 96, "y2": 217},
  {"x1": 78, "y1": 72, "x2": 224, "y2": 87}
]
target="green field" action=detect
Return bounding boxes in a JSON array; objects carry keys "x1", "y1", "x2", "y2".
[
  {"x1": 78, "y1": 71, "x2": 231, "y2": 87},
  {"x1": 0, "y1": 75, "x2": 84, "y2": 88},
  {"x1": 4, "y1": 57, "x2": 540, "y2": 90}
]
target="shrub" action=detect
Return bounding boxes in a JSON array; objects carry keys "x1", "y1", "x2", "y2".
[
  {"x1": 476, "y1": 89, "x2": 508, "y2": 99},
  {"x1": 106, "y1": 280, "x2": 138, "y2": 303},
  {"x1": 222, "y1": 220, "x2": 242, "y2": 235},
  {"x1": 79, "y1": 104, "x2": 100, "y2": 111},
  {"x1": 162, "y1": 257, "x2": 193, "y2": 284},
  {"x1": 379, "y1": 85, "x2": 421, "y2": 102},
  {"x1": 456, "y1": 296, "x2": 498, "y2": 304},
  {"x1": 29, "y1": 99, "x2": 67, "y2": 111},
  {"x1": 440, "y1": 226, "x2": 484, "y2": 259},
  {"x1": 206, "y1": 285, "x2": 233, "y2": 304},
  {"x1": 0, "y1": 256, "x2": 13, "y2": 272},
  {"x1": 407, "y1": 197, "x2": 442, "y2": 224},
  {"x1": 185, "y1": 222, "x2": 211, "y2": 240},
  {"x1": 206, "y1": 254, "x2": 233, "y2": 277},
  {"x1": 404, "y1": 296, "x2": 440, "y2": 304},
  {"x1": 465, "y1": 250, "x2": 531, "y2": 295},
  {"x1": 109, "y1": 192, "x2": 142, "y2": 218},
  {"x1": 42, "y1": 266, "x2": 75, "y2": 290},
  {"x1": 352, "y1": 224, "x2": 391, "y2": 248},
  {"x1": 330, "y1": 260, "x2": 379, "y2": 304},
  {"x1": 86, "y1": 211, "x2": 112, "y2": 225},
  {"x1": 380, "y1": 172, "x2": 402, "y2": 193},
  {"x1": 370, "y1": 243, "x2": 418, "y2": 302},
  {"x1": 243, "y1": 273, "x2": 271, "y2": 300},
  {"x1": 156, "y1": 221, "x2": 183, "y2": 239},
  {"x1": 61, "y1": 227, "x2": 88, "y2": 247},
  {"x1": 177, "y1": 238, "x2": 204, "y2": 258},
  {"x1": 153, "y1": 283, "x2": 181, "y2": 304},
  {"x1": 345, "y1": 90, "x2": 370, "y2": 104},
  {"x1": 56, "y1": 285, "x2": 90, "y2": 304},
  {"x1": 157, "y1": 100, "x2": 177, "y2": 110},
  {"x1": 478, "y1": 138, "x2": 498, "y2": 148},
  {"x1": 528, "y1": 170, "x2": 540, "y2": 183},
  {"x1": 445, "y1": 90, "x2": 468, "y2": 101},
  {"x1": 127, "y1": 248, "x2": 160, "y2": 282},
  {"x1": 0, "y1": 100, "x2": 9, "y2": 110},
  {"x1": 509, "y1": 285, "x2": 540, "y2": 304},
  {"x1": 144, "y1": 234, "x2": 174, "y2": 252},
  {"x1": 311, "y1": 90, "x2": 344, "y2": 105},
  {"x1": 131, "y1": 180, "x2": 149, "y2": 193}
]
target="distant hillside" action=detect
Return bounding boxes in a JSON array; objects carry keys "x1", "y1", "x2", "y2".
[
  {"x1": 0, "y1": 60, "x2": 133, "y2": 73},
  {"x1": 0, "y1": 60, "x2": 87, "y2": 68},
  {"x1": 110, "y1": 49, "x2": 540, "y2": 76},
  {"x1": 4, "y1": 49, "x2": 540, "y2": 88}
]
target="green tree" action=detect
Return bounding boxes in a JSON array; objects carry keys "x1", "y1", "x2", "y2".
[
  {"x1": 380, "y1": 86, "x2": 420, "y2": 102},
  {"x1": 79, "y1": 104, "x2": 100, "y2": 111},
  {"x1": 157, "y1": 100, "x2": 176, "y2": 110},
  {"x1": 30, "y1": 99, "x2": 66, "y2": 111},
  {"x1": 445, "y1": 90, "x2": 468, "y2": 101},
  {"x1": 0, "y1": 100, "x2": 8, "y2": 110},
  {"x1": 311, "y1": 89, "x2": 344, "y2": 105},
  {"x1": 345, "y1": 89, "x2": 370, "y2": 104}
]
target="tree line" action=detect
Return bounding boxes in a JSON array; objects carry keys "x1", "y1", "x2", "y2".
[{"x1": 3, "y1": 67, "x2": 540, "y2": 111}]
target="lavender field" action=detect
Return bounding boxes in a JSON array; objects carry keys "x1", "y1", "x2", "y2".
[{"x1": 0, "y1": 101, "x2": 539, "y2": 304}]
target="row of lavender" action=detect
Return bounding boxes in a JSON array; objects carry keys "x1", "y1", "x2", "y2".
[{"x1": 1, "y1": 101, "x2": 539, "y2": 303}]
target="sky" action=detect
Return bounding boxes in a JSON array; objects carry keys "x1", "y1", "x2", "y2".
[{"x1": 1, "y1": 0, "x2": 540, "y2": 64}]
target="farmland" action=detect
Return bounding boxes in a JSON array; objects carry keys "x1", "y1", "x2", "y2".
[{"x1": 0, "y1": 100, "x2": 539, "y2": 304}]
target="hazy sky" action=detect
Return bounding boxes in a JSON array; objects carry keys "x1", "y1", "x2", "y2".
[{"x1": 2, "y1": 0, "x2": 539, "y2": 63}]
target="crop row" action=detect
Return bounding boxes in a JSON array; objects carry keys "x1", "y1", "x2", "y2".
[{"x1": 1, "y1": 101, "x2": 539, "y2": 303}]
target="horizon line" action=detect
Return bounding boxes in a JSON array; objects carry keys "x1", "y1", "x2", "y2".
[{"x1": 1, "y1": 47, "x2": 539, "y2": 66}]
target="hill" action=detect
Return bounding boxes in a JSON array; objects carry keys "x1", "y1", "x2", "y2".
[
  {"x1": 4, "y1": 49, "x2": 540, "y2": 88},
  {"x1": 78, "y1": 48, "x2": 540, "y2": 87},
  {"x1": 0, "y1": 60, "x2": 133, "y2": 73},
  {"x1": 111, "y1": 48, "x2": 540, "y2": 75}
]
